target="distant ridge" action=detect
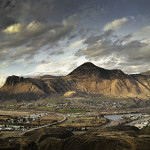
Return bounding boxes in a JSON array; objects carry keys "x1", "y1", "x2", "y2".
[
  {"x1": 34, "y1": 75, "x2": 63, "y2": 79},
  {"x1": 141, "y1": 70, "x2": 150, "y2": 76},
  {"x1": 0, "y1": 62, "x2": 150, "y2": 101}
]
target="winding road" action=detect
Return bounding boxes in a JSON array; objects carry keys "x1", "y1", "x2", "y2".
[
  {"x1": 24, "y1": 113, "x2": 66, "y2": 132},
  {"x1": 2, "y1": 113, "x2": 67, "y2": 138}
]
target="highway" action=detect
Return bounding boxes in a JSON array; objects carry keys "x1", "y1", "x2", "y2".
[
  {"x1": 24, "y1": 113, "x2": 66, "y2": 133},
  {"x1": 20, "y1": 113, "x2": 67, "y2": 136}
]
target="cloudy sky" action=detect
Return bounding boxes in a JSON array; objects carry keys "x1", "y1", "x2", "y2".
[{"x1": 0, "y1": 0, "x2": 150, "y2": 85}]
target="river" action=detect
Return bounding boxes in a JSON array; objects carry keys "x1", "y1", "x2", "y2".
[
  {"x1": 104, "y1": 113, "x2": 141, "y2": 127},
  {"x1": 105, "y1": 113, "x2": 141, "y2": 120}
]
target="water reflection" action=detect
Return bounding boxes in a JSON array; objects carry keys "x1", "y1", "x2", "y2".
[{"x1": 105, "y1": 113, "x2": 141, "y2": 121}]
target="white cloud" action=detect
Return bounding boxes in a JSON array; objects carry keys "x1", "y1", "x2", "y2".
[
  {"x1": 67, "y1": 39, "x2": 85, "y2": 50},
  {"x1": 136, "y1": 26, "x2": 150, "y2": 37},
  {"x1": 104, "y1": 17, "x2": 128, "y2": 31},
  {"x1": 0, "y1": 73, "x2": 6, "y2": 87},
  {"x1": 34, "y1": 62, "x2": 71, "y2": 76},
  {"x1": 2, "y1": 21, "x2": 47, "y2": 35},
  {"x1": 29, "y1": 54, "x2": 87, "y2": 76},
  {"x1": 26, "y1": 21, "x2": 46, "y2": 33},
  {"x1": 0, "y1": 62, "x2": 8, "y2": 68},
  {"x1": 2, "y1": 23, "x2": 24, "y2": 34}
]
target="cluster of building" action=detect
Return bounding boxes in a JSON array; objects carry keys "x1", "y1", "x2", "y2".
[
  {"x1": 134, "y1": 121, "x2": 149, "y2": 129},
  {"x1": 128, "y1": 114, "x2": 150, "y2": 129},
  {"x1": 0, "y1": 124, "x2": 25, "y2": 131},
  {"x1": 0, "y1": 113, "x2": 48, "y2": 131},
  {"x1": 80, "y1": 100, "x2": 124, "y2": 109}
]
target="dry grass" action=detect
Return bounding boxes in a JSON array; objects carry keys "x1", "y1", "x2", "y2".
[
  {"x1": 0, "y1": 110, "x2": 31, "y2": 117},
  {"x1": 63, "y1": 91, "x2": 77, "y2": 97},
  {"x1": 32, "y1": 114, "x2": 63, "y2": 125}
]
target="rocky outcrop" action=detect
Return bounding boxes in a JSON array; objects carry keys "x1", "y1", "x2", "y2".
[{"x1": 5, "y1": 75, "x2": 24, "y2": 86}]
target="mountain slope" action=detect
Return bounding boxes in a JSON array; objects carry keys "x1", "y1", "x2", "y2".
[
  {"x1": 141, "y1": 70, "x2": 150, "y2": 76},
  {"x1": 0, "y1": 62, "x2": 150, "y2": 101},
  {"x1": 0, "y1": 75, "x2": 77, "y2": 101},
  {"x1": 0, "y1": 76, "x2": 49, "y2": 101},
  {"x1": 67, "y1": 62, "x2": 150, "y2": 98},
  {"x1": 68, "y1": 62, "x2": 126, "y2": 80}
]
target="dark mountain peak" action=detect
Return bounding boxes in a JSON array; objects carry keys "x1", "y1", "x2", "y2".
[
  {"x1": 68, "y1": 62, "x2": 103, "y2": 78},
  {"x1": 5, "y1": 75, "x2": 24, "y2": 86},
  {"x1": 68, "y1": 62, "x2": 126, "y2": 80},
  {"x1": 80, "y1": 62, "x2": 97, "y2": 67}
]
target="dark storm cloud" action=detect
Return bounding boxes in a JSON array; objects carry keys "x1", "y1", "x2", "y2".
[
  {"x1": 0, "y1": 0, "x2": 17, "y2": 29},
  {"x1": 0, "y1": 0, "x2": 89, "y2": 29},
  {"x1": 0, "y1": 0, "x2": 150, "y2": 75},
  {"x1": 1, "y1": 0, "x2": 150, "y2": 30},
  {"x1": 0, "y1": 0, "x2": 82, "y2": 62},
  {"x1": 84, "y1": 30, "x2": 114, "y2": 45},
  {"x1": 0, "y1": 0, "x2": 54, "y2": 29},
  {"x1": 8, "y1": 21, "x2": 76, "y2": 61},
  {"x1": 75, "y1": 31, "x2": 150, "y2": 65}
]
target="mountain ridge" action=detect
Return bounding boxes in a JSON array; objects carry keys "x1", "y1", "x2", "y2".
[
  {"x1": 141, "y1": 70, "x2": 150, "y2": 76},
  {"x1": 0, "y1": 62, "x2": 150, "y2": 101}
]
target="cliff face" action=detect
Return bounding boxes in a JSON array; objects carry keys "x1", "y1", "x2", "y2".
[
  {"x1": 5, "y1": 76, "x2": 24, "y2": 86},
  {"x1": 0, "y1": 62, "x2": 150, "y2": 101}
]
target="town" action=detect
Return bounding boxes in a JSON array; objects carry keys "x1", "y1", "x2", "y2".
[{"x1": 0, "y1": 113, "x2": 48, "y2": 131}]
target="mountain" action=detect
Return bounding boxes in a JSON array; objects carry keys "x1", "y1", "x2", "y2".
[
  {"x1": 68, "y1": 62, "x2": 126, "y2": 80},
  {"x1": 0, "y1": 62, "x2": 150, "y2": 101},
  {"x1": 0, "y1": 75, "x2": 77, "y2": 101},
  {"x1": 67, "y1": 62, "x2": 150, "y2": 99},
  {"x1": 141, "y1": 70, "x2": 150, "y2": 76}
]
